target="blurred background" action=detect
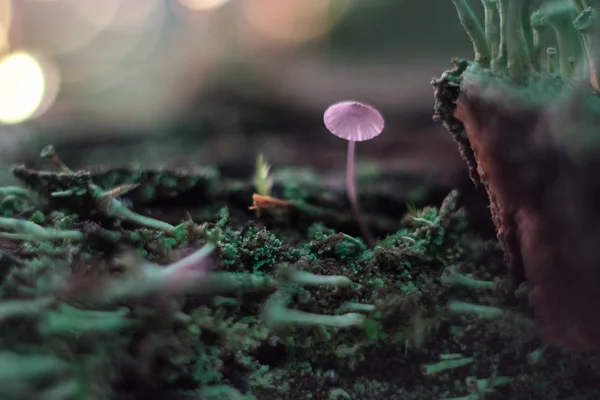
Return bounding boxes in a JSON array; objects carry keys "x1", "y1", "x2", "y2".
[{"x1": 0, "y1": 0, "x2": 476, "y2": 181}]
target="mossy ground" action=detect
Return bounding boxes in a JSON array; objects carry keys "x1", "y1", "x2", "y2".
[{"x1": 0, "y1": 151, "x2": 599, "y2": 400}]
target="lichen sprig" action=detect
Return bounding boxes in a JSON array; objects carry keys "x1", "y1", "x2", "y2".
[
  {"x1": 261, "y1": 266, "x2": 366, "y2": 331},
  {"x1": 450, "y1": 0, "x2": 533, "y2": 80},
  {"x1": 546, "y1": 46, "x2": 558, "y2": 74},
  {"x1": 451, "y1": 0, "x2": 491, "y2": 67},
  {"x1": 262, "y1": 289, "x2": 366, "y2": 330},
  {"x1": 530, "y1": 10, "x2": 549, "y2": 71},
  {"x1": 574, "y1": 6, "x2": 600, "y2": 91},
  {"x1": 542, "y1": 1, "x2": 582, "y2": 78},
  {"x1": 0, "y1": 216, "x2": 84, "y2": 242},
  {"x1": 572, "y1": 0, "x2": 587, "y2": 13},
  {"x1": 441, "y1": 266, "x2": 496, "y2": 290},
  {"x1": 446, "y1": 300, "x2": 504, "y2": 319},
  {"x1": 481, "y1": 0, "x2": 500, "y2": 68},
  {"x1": 521, "y1": 0, "x2": 535, "y2": 57},
  {"x1": 491, "y1": 0, "x2": 508, "y2": 71},
  {"x1": 0, "y1": 186, "x2": 34, "y2": 199},
  {"x1": 450, "y1": 0, "x2": 595, "y2": 85},
  {"x1": 506, "y1": 0, "x2": 533, "y2": 82},
  {"x1": 421, "y1": 355, "x2": 474, "y2": 376}
]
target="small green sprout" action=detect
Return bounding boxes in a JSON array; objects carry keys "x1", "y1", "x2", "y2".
[{"x1": 254, "y1": 153, "x2": 273, "y2": 197}]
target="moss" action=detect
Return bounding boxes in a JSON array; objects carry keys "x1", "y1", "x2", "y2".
[
  {"x1": 306, "y1": 231, "x2": 366, "y2": 261},
  {"x1": 0, "y1": 127, "x2": 597, "y2": 400}
]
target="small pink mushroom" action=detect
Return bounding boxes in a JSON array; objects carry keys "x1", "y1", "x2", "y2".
[{"x1": 323, "y1": 100, "x2": 385, "y2": 247}]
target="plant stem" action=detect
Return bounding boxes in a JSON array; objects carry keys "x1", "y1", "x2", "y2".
[{"x1": 346, "y1": 141, "x2": 374, "y2": 247}]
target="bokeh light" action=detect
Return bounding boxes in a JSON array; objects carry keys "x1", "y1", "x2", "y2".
[
  {"x1": 178, "y1": 0, "x2": 232, "y2": 11},
  {"x1": 0, "y1": 23, "x2": 8, "y2": 54},
  {"x1": 0, "y1": 52, "x2": 56, "y2": 124},
  {"x1": 3, "y1": 0, "x2": 356, "y2": 128},
  {"x1": 57, "y1": 0, "x2": 164, "y2": 92},
  {"x1": 19, "y1": 1, "x2": 109, "y2": 55},
  {"x1": 242, "y1": 0, "x2": 349, "y2": 45},
  {"x1": 107, "y1": 0, "x2": 163, "y2": 32},
  {"x1": 0, "y1": 0, "x2": 11, "y2": 54},
  {"x1": 71, "y1": 0, "x2": 121, "y2": 29}
]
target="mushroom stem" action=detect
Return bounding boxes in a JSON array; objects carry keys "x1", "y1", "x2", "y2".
[
  {"x1": 323, "y1": 101, "x2": 383, "y2": 247},
  {"x1": 346, "y1": 141, "x2": 374, "y2": 247}
]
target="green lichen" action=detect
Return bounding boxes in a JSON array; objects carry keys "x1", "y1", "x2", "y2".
[{"x1": 450, "y1": 0, "x2": 599, "y2": 88}]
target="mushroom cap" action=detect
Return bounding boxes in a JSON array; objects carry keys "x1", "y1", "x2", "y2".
[{"x1": 323, "y1": 101, "x2": 384, "y2": 142}]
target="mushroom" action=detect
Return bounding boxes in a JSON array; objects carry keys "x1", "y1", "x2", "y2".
[{"x1": 323, "y1": 100, "x2": 385, "y2": 247}]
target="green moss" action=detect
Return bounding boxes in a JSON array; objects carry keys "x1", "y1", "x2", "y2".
[
  {"x1": 306, "y1": 231, "x2": 365, "y2": 261},
  {"x1": 0, "y1": 143, "x2": 596, "y2": 399},
  {"x1": 30, "y1": 210, "x2": 45, "y2": 224}
]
